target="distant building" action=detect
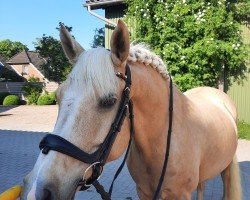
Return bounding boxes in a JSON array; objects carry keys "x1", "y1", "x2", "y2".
[
  {"x1": 7, "y1": 50, "x2": 47, "y2": 81},
  {"x1": 0, "y1": 55, "x2": 26, "y2": 82},
  {"x1": 84, "y1": 0, "x2": 126, "y2": 49}
]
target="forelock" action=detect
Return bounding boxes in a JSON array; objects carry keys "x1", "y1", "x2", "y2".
[{"x1": 68, "y1": 47, "x2": 118, "y2": 97}]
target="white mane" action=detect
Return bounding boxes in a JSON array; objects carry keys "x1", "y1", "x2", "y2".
[
  {"x1": 68, "y1": 44, "x2": 168, "y2": 97},
  {"x1": 128, "y1": 44, "x2": 169, "y2": 79}
]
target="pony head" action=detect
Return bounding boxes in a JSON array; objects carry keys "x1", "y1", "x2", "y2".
[{"x1": 21, "y1": 20, "x2": 132, "y2": 200}]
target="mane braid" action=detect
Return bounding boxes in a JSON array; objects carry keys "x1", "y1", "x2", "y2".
[{"x1": 128, "y1": 44, "x2": 169, "y2": 79}]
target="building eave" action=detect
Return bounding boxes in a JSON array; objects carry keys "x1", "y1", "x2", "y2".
[{"x1": 83, "y1": 0, "x2": 124, "y2": 10}]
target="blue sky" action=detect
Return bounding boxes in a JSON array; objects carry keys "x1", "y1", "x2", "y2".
[{"x1": 0, "y1": 0, "x2": 105, "y2": 50}]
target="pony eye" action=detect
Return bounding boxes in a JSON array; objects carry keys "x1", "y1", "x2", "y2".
[{"x1": 100, "y1": 97, "x2": 117, "y2": 108}]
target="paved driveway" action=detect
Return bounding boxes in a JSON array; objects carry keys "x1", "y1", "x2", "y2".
[{"x1": 0, "y1": 106, "x2": 250, "y2": 199}]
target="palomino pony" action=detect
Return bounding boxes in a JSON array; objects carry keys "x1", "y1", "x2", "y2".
[{"x1": 21, "y1": 20, "x2": 241, "y2": 200}]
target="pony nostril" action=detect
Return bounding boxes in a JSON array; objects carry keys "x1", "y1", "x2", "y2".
[{"x1": 42, "y1": 188, "x2": 52, "y2": 200}]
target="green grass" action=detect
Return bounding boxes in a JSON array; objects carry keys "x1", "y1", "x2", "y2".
[{"x1": 238, "y1": 121, "x2": 250, "y2": 140}]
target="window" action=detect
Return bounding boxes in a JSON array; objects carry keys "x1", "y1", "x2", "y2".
[
  {"x1": 0, "y1": 62, "x2": 4, "y2": 71},
  {"x1": 22, "y1": 65, "x2": 29, "y2": 75}
]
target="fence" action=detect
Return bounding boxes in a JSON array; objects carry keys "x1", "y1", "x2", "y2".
[{"x1": 0, "y1": 82, "x2": 58, "y2": 99}]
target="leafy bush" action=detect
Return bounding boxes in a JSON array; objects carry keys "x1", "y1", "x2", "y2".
[
  {"x1": 3, "y1": 95, "x2": 19, "y2": 106},
  {"x1": 22, "y1": 77, "x2": 43, "y2": 105},
  {"x1": 49, "y1": 91, "x2": 57, "y2": 104},
  {"x1": 37, "y1": 94, "x2": 54, "y2": 105},
  {"x1": 238, "y1": 121, "x2": 250, "y2": 140},
  {"x1": 0, "y1": 92, "x2": 10, "y2": 105}
]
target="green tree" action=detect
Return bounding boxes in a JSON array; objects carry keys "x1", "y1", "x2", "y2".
[
  {"x1": 0, "y1": 39, "x2": 27, "y2": 60},
  {"x1": 34, "y1": 23, "x2": 72, "y2": 83},
  {"x1": 126, "y1": 0, "x2": 250, "y2": 91},
  {"x1": 91, "y1": 27, "x2": 105, "y2": 48}
]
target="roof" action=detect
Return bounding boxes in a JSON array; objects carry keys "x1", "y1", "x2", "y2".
[
  {"x1": 0, "y1": 55, "x2": 13, "y2": 71},
  {"x1": 84, "y1": 0, "x2": 124, "y2": 10},
  {"x1": 7, "y1": 50, "x2": 46, "y2": 72},
  {"x1": 0, "y1": 55, "x2": 26, "y2": 82}
]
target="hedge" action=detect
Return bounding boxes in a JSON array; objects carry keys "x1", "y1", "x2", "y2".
[{"x1": 3, "y1": 95, "x2": 19, "y2": 106}]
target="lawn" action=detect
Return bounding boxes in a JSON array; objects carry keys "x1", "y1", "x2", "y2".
[{"x1": 238, "y1": 121, "x2": 250, "y2": 140}]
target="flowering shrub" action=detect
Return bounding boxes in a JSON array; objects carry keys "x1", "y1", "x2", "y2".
[{"x1": 126, "y1": 0, "x2": 250, "y2": 91}]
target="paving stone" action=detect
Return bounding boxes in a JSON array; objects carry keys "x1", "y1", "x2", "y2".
[{"x1": 0, "y1": 130, "x2": 249, "y2": 200}]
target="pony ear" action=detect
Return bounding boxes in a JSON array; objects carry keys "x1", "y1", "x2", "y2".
[
  {"x1": 110, "y1": 20, "x2": 130, "y2": 67},
  {"x1": 60, "y1": 24, "x2": 84, "y2": 64}
]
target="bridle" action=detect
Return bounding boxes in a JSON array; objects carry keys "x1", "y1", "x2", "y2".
[{"x1": 39, "y1": 63, "x2": 173, "y2": 200}]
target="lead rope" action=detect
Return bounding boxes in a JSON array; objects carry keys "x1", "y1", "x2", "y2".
[{"x1": 152, "y1": 76, "x2": 173, "y2": 200}]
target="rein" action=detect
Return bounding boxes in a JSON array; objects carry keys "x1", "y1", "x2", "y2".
[{"x1": 39, "y1": 64, "x2": 173, "y2": 200}]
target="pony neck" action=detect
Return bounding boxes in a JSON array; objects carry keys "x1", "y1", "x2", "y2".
[
  {"x1": 127, "y1": 61, "x2": 187, "y2": 188},
  {"x1": 130, "y1": 61, "x2": 186, "y2": 142}
]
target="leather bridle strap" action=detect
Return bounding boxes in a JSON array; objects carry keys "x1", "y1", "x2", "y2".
[
  {"x1": 152, "y1": 76, "x2": 173, "y2": 200},
  {"x1": 38, "y1": 63, "x2": 174, "y2": 200},
  {"x1": 93, "y1": 100, "x2": 134, "y2": 200},
  {"x1": 39, "y1": 65, "x2": 131, "y2": 166},
  {"x1": 38, "y1": 64, "x2": 133, "y2": 199},
  {"x1": 108, "y1": 100, "x2": 134, "y2": 196}
]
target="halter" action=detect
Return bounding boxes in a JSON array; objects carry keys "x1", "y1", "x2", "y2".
[{"x1": 39, "y1": 63, "x2": 173, "y2": 200}]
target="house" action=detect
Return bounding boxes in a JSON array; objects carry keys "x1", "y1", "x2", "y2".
[
  {"x1": 7, "y1": 50, "x2": 46, "y2": 81},
  {"x1": 0, "y1": 55, "x2": 26, "y2": 82},
  {"x1": 84, "y1": 0, "x2": 126, "y2": 49}
]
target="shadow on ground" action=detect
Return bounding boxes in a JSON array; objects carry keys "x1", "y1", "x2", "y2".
[
  {"x1": 0, "y1": 130, "x2": 249, "y2": 200},
  {"x1": 0, "y1": 105, "x2": 20, "y2": 113}
]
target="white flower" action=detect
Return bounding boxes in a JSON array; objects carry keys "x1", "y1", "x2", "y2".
[
  {"x1": 210, "y1": 38, "x2": 214, "y2": 41},
  {"x1": 230, "y1": 22, "x2": 233, "y2": 25},
  {"x1": 136, "y1": 6, "x2": 138, "y2": 9},
  {"x1": 232, "y1": 44, "x2": 236, "y2": 48},
  {"x1": 237, "y1": 43, "x2": 240, "y2": 47},
  {"x1": 218, "y1": 1, "x2": 222, "y2": 5},
  {"x1": 181, "y1": 56, "x2": 186, "y2": 60},
  {"x1": 143, "y1": 13, "x2": 147, "y2": 17},
  {"x1": 207, "y1": 2, "x2": 211, "y2": 6},
  {"x1": 146, "y1": 3, "x2": 149, "y2": 6},
  {"x1": 195, "y1": 65, "x2": 198, "y2": 69},
  {"x1": 183, "y1": 0, "x2": 186, "y2": 3},
  {"x1": 140, "y1": 9, "x2": 144, "y2": 12}
]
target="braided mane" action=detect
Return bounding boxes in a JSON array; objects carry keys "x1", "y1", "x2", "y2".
[{"x1": 128, "y1": 44, "x2": 169, "y2": 79}]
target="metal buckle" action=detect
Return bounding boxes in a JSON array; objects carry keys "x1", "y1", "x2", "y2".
[
  {"x1": 124, "y1": 87, "x2": 130, "y2": 92},
  {"x1": 81, "y1": 162, "x2": 103, "y2": 187},
  {"x1": 116, "y1": 72, "x2": 127, "y2": 81}
]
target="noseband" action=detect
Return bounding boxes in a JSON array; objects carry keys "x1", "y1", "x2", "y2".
[{"x1": 39, "y1": 63, "x2": 173, "y2": 200}]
